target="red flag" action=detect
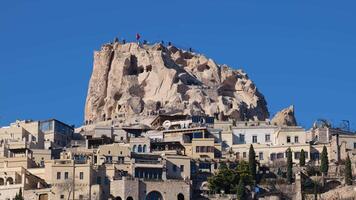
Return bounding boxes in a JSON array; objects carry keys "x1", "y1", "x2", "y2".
[{"x1": 136, "y1": 33, "x2": 141, "y2": 40}]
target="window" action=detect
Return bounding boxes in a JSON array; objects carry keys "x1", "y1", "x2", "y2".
[
  {"x1": 239, "y1": 134, "x2": 245, "y2": 143},
  {"x1": 64, "y1": 172, "x2": 69, "y2": 179},
  {"x1": 120, "y1": 136, "x2": 124, "y2": 140},
  {"x1": 270, "y1": 153, "x2": 276, "y2": 161},
  {"x1": 354, "y1": 143, "x2": 356, "y2": 149},
  {"x1": 106, "y1": 156, "x2": 112, "y2": 163},
  {"x1": 108, "y1": 151, "x2": 111, "y2": 154},
  {"x1": 60, "y1": 195, "x2": 64, "y2": 199},
  {"x1": 97, "y1": 177, "x2": 101, "y2": 184},
  {"x1": 57, "y1": 172, "x2": 61, "y2": 180},
  {"x1": 252, "y1": 136, "x2": 257, "y2": 143},
  {"x1": 265, "y1": 134, "x2": 271, "y2": 142},
  {"x1": 79, "y1": 172, "x2": 84, "y2": 180},
  {"x1": 243, "y1": 152, "x2": 247, "y2": 158},
  {"x1": 295, "y1": 136, "x2": 299, "y2": 143},
  {"x1": 79, "y1": 195, "x2": 84, "y2": 200},
  {"x1": 277, "y1": 153, "x2": 284, "y2": 159},
  {"x1": 180, "y1": 165, "x2": 184, "y2": 172},
  {"x1": 196, "y1": 146, "x2": 200, "y2": 153},
  {"x1": 259, "y1": 152, "x2": 264, "y2": 160},
  {"x1": 173, "y1": 165, "x2": 177, "y2": 172},
  {"x1": 236, "y1": 152, "x2": 240, "y2": 159},
  {"x1": 294, "y1": 152, "x2": 301, "y2": 159},
  {"x1": 287, "y1": 136, "x2": 291, "y2": 143}
]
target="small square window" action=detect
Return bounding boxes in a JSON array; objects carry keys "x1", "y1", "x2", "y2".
[{"x1": 60, "y1": 195, "x2": 64, "y2": 199}]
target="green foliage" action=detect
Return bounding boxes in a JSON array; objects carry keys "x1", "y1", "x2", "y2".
[
  {"x1": 248, "y1": 144, "x2": 257, "y2": 182},
  {"x1": 345, "y1": 154, "x2": 353, "y2": 185},
  {"x1": 237, "y1": 160, "x2": 253, "y2": 185},
  {"x1": 208, "y1": 163, "x2": 239, "y2": 194},
  {"x1": 286, "y1": 148, "x2": 293, "y2": 184},
  {"x1": 300, "y1": 149, "x2": 306, "y2": 166},
  {"x1": 14, "y1": 189, "x2": 23, "y2": 200},
  {"x1": 236, "y1": 178, "x2": 246, "y2": 200},
  {"x1": 306, "y1": 165, "x2": 321, "y2": 176},
  {"x1": 208, "y1": 160, "x2": 252, "y2": 195},
  {"x1": 320, "y1": 146, "x2": 329, "y2": 176}
]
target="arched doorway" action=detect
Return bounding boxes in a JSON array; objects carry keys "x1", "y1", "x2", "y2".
[
  {"x1": 114, "y1": 197, "x2": 122, "y2": 200},
  {"x1": 146, "y1": 191, "x2": 163, "y2": 200},
  {"x1": 177, "y1": 193, "x2": 184, "y2": 200},
  {"x1": 0, "y1": 178, "x2": 4, "y2": 185},
  {"x1": 126, "y1": 197, "x2": 133, "y2": 200},
  {"x1": 6, "y1": 177, "x2": 13, "y2": 185}
]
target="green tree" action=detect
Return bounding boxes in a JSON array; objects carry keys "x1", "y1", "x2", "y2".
[
  {"x1": 248, "y1": 144, "x2": 257, "y2": 182},
  {"x1": 345, "y1": 154, "x2": 353, "y2": 185},
  {"x1": 236, "y1": 178, "x2": 246, "y2": 200},
  {"x1": 320, "y1": 146, "x2": 329, "y2": 176},
  {"x1": 14, "y1": 189, "x2": 23, "y2": 200},
  {"x1": 208, "y1": 163, "x2": 239, "y2": 194},
  {"x1": 237, "y1": 160, "x2": 252, "y2": 185},
  {"x1": 286, "y1": 148, "x2": 293, "y2": 184},
  {"x1": 300, "y1": 149, "x2": 306, "y2": 166}
]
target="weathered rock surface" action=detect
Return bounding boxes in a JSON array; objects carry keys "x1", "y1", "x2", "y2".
[
  {"x1": 271, "y1": 105, "x2": 297, "y2": 126},
  {"x1": 85, "y1": 42, "x2": 270, "y2": 123}
]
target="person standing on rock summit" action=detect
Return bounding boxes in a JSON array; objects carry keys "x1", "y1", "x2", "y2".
[{"x1": 136, "y1": 33, "x2": 141, "y2": 44}]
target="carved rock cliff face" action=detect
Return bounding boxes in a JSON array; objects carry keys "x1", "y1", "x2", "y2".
[
  {"x1": 271, "y1": 105, "x2": 297, "y2": 126},
  {"x1": 84, "y1": 42, "x2": 270, "y2": 123}
]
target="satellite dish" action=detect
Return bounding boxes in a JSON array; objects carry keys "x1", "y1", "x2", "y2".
[
  {"x1": 163, "y1": 120, "x2": 171, "y2": 130},
  {"x1": 200, "y1": 117, "x2": 206, "y2": 125}
]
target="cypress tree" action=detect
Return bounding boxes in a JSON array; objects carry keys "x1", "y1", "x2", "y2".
[
  {"x1": 14, "y1": 189, "x2": 23, "y2": 200},
  {"x1": 286, "y1": 148, "x2": 293, "y2": 184},
  {"x1": 236, "y1": 178, "x2": 246, "y2": 200},
  {"x1": 248, "y1": 144, "x2": 257, "y2": 181},
  {"x1": 300, "y1": 149, "x2": 306, "y2": 166},
  {"x1": 320, "y1": 146, "x2": 329, "y2": 176},
  {"x1": 345, "y1": 154, "x2": 353, "y2": 185}
]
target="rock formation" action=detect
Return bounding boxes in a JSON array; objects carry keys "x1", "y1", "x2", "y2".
[
  {"x1": 271, "y1": 105, "x2": 297, "y2": 126},
  {"x1": 84, "y1": 41, "x2": 270, "y2": 123}
]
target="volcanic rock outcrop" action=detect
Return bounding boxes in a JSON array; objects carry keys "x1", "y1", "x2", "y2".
[
  {"x1": 84, "y1": 41, "x2": 270, "y2": 123},
  {"x1": 271, "y1": 105, "x2": 297, "y2": 126}
]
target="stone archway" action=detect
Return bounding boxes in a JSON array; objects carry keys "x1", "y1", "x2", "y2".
[
  {"x1": 6, "y1": 177, "x2": 13, "y2": 185},
  {"x1": 126, "y1": 197, "x2": 133, "y2": 200},
  {"x1": 0, "y1": 178, "x2": 4, "y2": 185},
  {"x1": 146, "y1": 191, "x2": 163, "y2": 200},
  {"x1": 177, "y1": 193, "x2": 184, "y2": 200},
  {"x1": 114, "y1": 197, "x2": 122, "y2": 200}
]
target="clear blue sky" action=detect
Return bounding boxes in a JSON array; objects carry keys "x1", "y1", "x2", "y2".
[{"x1": 1, "y1": 1, "x2": 355, "y2": 130}]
